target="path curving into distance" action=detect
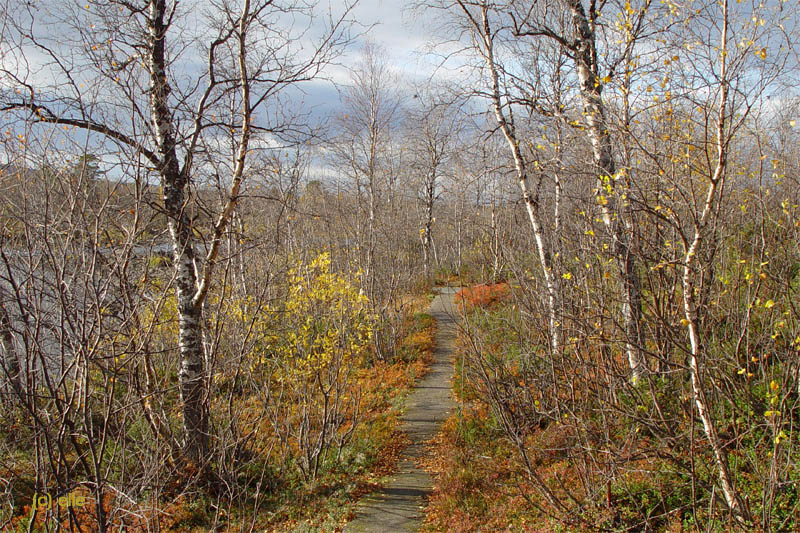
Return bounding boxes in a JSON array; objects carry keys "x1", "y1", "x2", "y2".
[{"x1": 345, "y1": 286, "x2": 458, "y2": 532}]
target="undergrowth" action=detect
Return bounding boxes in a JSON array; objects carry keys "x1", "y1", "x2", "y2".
[{"x1": 3, "y1": 298, "x2": 438, "y2": 532}]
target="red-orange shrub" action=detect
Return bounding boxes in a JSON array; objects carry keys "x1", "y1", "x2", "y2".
[{"x1": 455, "y1": 283, "x2": 510, "y2": 312}]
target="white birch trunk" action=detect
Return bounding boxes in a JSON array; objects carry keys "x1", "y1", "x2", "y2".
[
  {"x1": 422, "y1": 173, "x2": 436, "y2": 277},
  {"x1": 148, "y1": 0, "x2": 207, "y2": 462},
  {"x1": 146, "y1": 0, "x2": 256, "y2": 463},
  {"x1": 680, "y1": 1, "x2": 748, "y2": 520},
  {"x1": 567, "y1": 0, "x2": 646, "y2": 381},
  {"x1": 476, "y1": 4, "x2": 562, "y2": 357}
]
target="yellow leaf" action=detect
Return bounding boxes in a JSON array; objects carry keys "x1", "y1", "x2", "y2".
[
  {"x1": 764, "y1": 299, "x2": 775, "y2": 309},
  {"x1": 680, "y1": 318, "x2": 690, "y2": 326},
  {"x1": 756, "y1": 48, "x2": 767, "y2": 60}
]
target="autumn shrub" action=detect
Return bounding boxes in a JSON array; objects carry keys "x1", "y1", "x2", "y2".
[
  {"x1": 242, "y1": 252, "x2": 374, "y2": 481},
  {"x1": 442, "y1": 246, "x2": 800, "y2": 531},
  {"x1": 454, "y1": 282, "x2": 510, "y2": 313},
  {"x1": 396, "y1": 312, "x2": 436, "y2": 364},
  {"x1": 422, "y1": 409, "x2": 534, "y2": 533},
  {"x1": 236, "y1": 275, "x2": 438, "y2": 530}
]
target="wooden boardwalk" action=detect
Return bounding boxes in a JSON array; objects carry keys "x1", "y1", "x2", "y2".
[{"x1": 345, "y1": 287, "x2": 458, "y2": 532}]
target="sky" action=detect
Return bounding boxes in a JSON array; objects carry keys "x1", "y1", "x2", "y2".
[
  {"x1": 0, "y1": 0, "x2": 453, "y2": 171},
  {"x1": 293, "y1": 0, "x2": 447, "y2": 117},
  {"x1": 348, "y1": 0, "x2": 433, "y2": 70},
  {"x1": 4, "y1": 0, "x2": 796, "y2": 181}
]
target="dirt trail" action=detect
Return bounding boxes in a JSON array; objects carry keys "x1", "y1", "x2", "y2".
[{"x1": 344, "y1": 287, "x2": 458, "y2": 532}]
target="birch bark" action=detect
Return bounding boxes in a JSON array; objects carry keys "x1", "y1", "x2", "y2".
[
  {"x1": 680, "y1": 0, "x2": 748, "y2": 520},
  {"x1": 147, "y1": 0, "x2": 208, "y2": 462},
  {"x1": 460, "y1": 2, "x2": 563, "y2": 357},
  {"x1": 566, "y1": 0, "x2": 647, "y2": 381}
]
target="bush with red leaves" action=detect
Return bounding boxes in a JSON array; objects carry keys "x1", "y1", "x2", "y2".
[{"x1": 454, "y1": 283, "x2": 510, "y2": 312}]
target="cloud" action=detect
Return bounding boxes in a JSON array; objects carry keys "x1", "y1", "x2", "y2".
[{"x1": 346, "y1": 0, "x2": 435, "y2": 73}]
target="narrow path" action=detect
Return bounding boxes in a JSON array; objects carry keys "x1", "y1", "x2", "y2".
[{"x1": 345, "y1": 287, "x2": 458, "y2": 532}]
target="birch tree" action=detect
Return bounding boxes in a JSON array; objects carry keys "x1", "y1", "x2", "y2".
[
  {"x1": 407, "y1": 89, "x2": 464, "y2": 278},
  {"x1": 654, "y1": 0, "x2": 790, "y2": 520},
  {"x1": 1, "y1": 0, "x2": 354, "y2": 463},
  {"x1": 332, "y1": 41, "x2": 401, "y2": 300},
  {"x1": 510, "y1": 0, "x2": 654, "y2": 380},
  {"x1": 677, "y1": 1, "x2": 746, "y2": 516},
  {"x1": 433, "y1": 0, "x2": 655, "y2": 377},
  {"x1": 445, "y1": 0, "x2": 565, "y2": 357}
]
